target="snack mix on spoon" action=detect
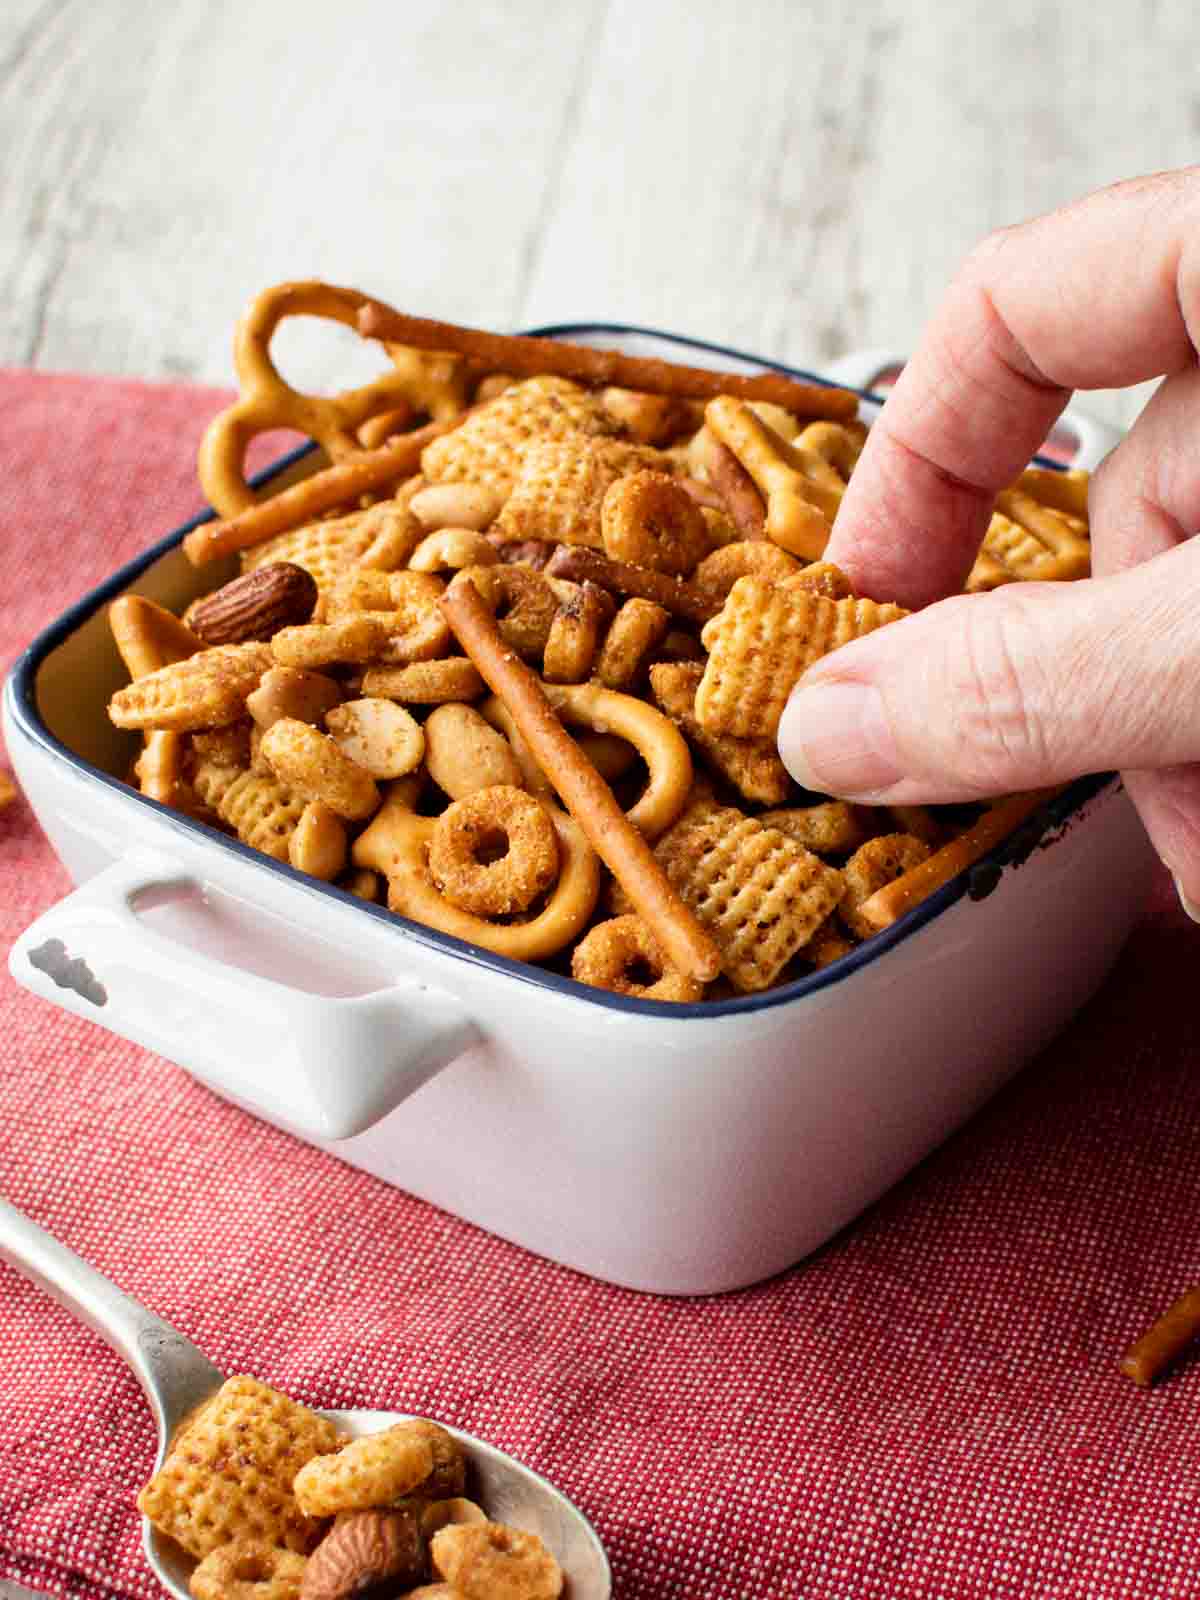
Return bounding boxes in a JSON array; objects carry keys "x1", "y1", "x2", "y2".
[
  {"x1": 138, "y1": 1375, "x2": 563, "y2": 1599},
  {"x1": 106, "y1": 282, "x2": 1093, "y2": 1001}
]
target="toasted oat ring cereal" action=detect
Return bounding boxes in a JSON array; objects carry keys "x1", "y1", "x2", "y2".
[
  {"x1": 595, "y1": 597, "x2": 672, "y2": 691},
  {"x1": 354, "y1": 798, "x2": 600, "y2": 961},
  {"x1": 431, "y1": 1521, "x2": 564, "y2": 1600},
  {"x1": 409, "y1": 528, "x2": 499, "y2": 573},
  {"x1": 692, "y1": 539, "x2": 801, "y2": 600},
  {"x1": 422, "y1": 1498, "x2": 489, "y2": 1537},
  {"x1": 572, "y1": 915, "x2": 705, "y2": 1002},
  {"x1": 542, "y1": 580, "x2": 612, "y2": 684},
  {"x1": 428, "y1": 786, "x2": 559, "y2": 916},
  {"x1": 362, "y1": 658, "x2": 486, "y2": 704},
  {"x1": 601, "y1": 470, "x2": 709, "y2": 575},
  {"x1": 839, "y1": 833, "x2": 933, "y2": 939},
  {"x1": 293, "y1": 1423, "x2": 434, "y2": 1518},
  {"x1": 489, "y1": 681, "x2": 693, "y2": 840},
  {"x1": 448, "y1": 565, "x2": 559, "y2": 661},
  {"x1": 259, "y1": 718, "x2": 380, "y2": 821},
  {"x1": 424, "y1": 703, "x2": 524, "y2": 799},
  {"x1": 189, "y1": 1540, "x2": 307, "y2": 1600},
  {"x1": 328, "y1": 569, "x2": 452, "y2": 664}
]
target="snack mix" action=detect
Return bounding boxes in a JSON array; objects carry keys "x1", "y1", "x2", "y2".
[
  {"x1": 138, "y1": 1375, "x2": 563, "y2": 1599},
  {"x1": 107, "y1": 281, "x2": 1093, "y2": 1001}
]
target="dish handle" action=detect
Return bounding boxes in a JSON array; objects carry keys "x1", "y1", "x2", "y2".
[
  {"x1": 824, "y1": 347, "x2": 1122, "y2": 471},
  {"x1": 9, "y1": 850, "x2": 479, "y2": 1142}
]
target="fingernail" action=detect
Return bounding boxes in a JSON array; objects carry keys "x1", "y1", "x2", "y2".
[
  {"x1": 778, "y1": 680, "x2": 904, "y2": 796},
  {"x1": 1172, "y1": 874, "x2": 1200, "y2": 923}
]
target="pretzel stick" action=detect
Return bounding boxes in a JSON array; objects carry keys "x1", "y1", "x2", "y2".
[
  {"x1": 1120, "y1": 1288, "x2": 1200, "y2": 1387},
  {"x1": 707, "y1": 439, "x2": 768, "y2": 539},
  {"x1": 546, "y1": 546, "x2": 723, "y2": 625},
  {"x1": 441, "y1": 581, "x2": 722, "y2": 983},
  {"x1": 358, "y1": 304, "x2": 859, "y2": 419},
  {"x1": 853, "y1": 790, "x2": 1059, "y2": 933},
  {"x1": 183, "y1": 420, "x2": 451, "y2": 567}
]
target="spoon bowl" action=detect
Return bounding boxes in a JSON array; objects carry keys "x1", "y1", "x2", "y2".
[{"x1": 0, "y1": 1199, "x2": 611, "y2": 1598}]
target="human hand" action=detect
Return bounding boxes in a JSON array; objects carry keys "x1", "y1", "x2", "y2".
[{"x1": 776, "y1": 169, "x2": 1200, "y2": 914}]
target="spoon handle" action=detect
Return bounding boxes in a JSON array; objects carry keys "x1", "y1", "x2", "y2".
[{"x1": 0, "y1": 1198, "x2": 224, "y2": 1453}]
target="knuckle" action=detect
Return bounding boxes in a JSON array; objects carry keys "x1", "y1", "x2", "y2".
[{"x1": 928, "y1": 594, "x2": 1053, "y2": 791}]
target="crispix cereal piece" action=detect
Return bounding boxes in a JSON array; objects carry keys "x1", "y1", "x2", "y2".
[
  {"x1": 967, "y1": 486, "x2": 1091, "y2": 591},
  {"x1": 647, "y1": 801, "x2": 845, "y2": 991},
  {"x1": 108, "y1": 643, "x2": 272, "y2": 732},
  {"x1": 695, "y1": 577, "x2": 907, "y2": 739},
  {"x1": 649, "y1": 662, "x2": 790, "y2": 806},
  {"x1": 137, "y1": 1375, "x2": 339, "y2": 1559},
  {"x1": 757, "y1": 801, "x2": 874, "y2": 855},
  {"x1": 421, "y1": 375, "x2": 617, "y2": 497},
  {"x1": 493, "y1": 436, "x2": 669, "y2": 549},
  {"x1": 217, "y1": 769, "x2": 309, "y2": 860}
]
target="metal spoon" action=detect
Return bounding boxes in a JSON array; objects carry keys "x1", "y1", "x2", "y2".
[{"x1": 0, "y1": 1199, "x2": 611, "y2": 1598}]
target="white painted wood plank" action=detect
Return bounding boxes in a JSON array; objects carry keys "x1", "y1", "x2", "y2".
[
  {"x1": 0, "y1": 0, "x2": 604, "y2": 390},
  {"x1": 4, "y1": 0, "x2": 1197, "y2": 433},
  {"x1": 523, "y1": 0, "x2": 1199, "y2": 431}
]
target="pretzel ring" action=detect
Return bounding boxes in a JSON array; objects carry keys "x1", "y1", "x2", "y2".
[
  {"x1": 447, "y1": 566, "x2": 558, "y2": 661},
  {"x1": 571, "y1": 915, "x2": 705, "y2": 1002},
  {"x1": 483, "y1": 680, "x2": 692, "y2": 841},
  {"x1": 428, "y1": 786, "x2": 559, "y2": 916},
  {"x1": 601, "y1": 471, "x2": 709, "y2": 575},
  {"x1": 352, "y1": 786, "x2": 600, "y2": 961},
  {"x1": 199, "y1": 281, "x2": 469, "y2": 517}
]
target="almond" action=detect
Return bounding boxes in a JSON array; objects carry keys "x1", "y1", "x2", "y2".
[
  {"x1": 301, "y1": 1508, "x2": 425, "y2": 1600},
  {"x1": 189, "y1": 562, "x2": 318, "y2": 645}
]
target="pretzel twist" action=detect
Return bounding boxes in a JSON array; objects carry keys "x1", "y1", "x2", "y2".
[{"x1": 199, "y1": 281, "x2": 469, "y2": 518}]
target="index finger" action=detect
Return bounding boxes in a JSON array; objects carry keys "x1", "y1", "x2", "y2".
[{"x1": 827, "y1": 169, "x2": 1200, "y2": 606}]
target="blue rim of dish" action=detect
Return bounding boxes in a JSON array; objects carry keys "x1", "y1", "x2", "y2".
[{"x1": 6, "y1": 322, "x2": 1113, "y2": 1019}]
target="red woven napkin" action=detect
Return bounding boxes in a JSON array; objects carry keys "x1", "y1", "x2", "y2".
[{"x1": 3, "y1": 367, "x2": 1200, "y2": 1600}]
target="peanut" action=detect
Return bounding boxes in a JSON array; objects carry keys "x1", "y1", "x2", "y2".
[
  {"x1": 325, "y1": 698, "x2": 425, "y2": 780},
  {"x1": 425, "y1": 704, "x2": 524, "y2": 799},
  {"x1": 410, "y1": 482, "x2": 504, "y2": 532}
]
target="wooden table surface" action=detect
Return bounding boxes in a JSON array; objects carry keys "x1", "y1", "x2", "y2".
[{"x1": 0, "y1": 1, "x2": 1194, "y2": 1594}]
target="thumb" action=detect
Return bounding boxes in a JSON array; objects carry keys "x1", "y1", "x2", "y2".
[{"x1": 777, "y1": 540, "x2": 1200, "y2": 804}]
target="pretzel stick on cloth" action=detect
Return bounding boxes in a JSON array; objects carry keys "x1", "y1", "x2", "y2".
[
  {"x1": 441, "y1": 581, "x2": 722, "y2": 983},
  {"x1": 1121, "y1": 1288, "x2": 1200, "y2": 1387},
  {"x1": 183, "y1": 419, "x2": 452, "y2": 567},
  {"x1": 358, "y1": 305, "x2": 860, "y2": 419},
  {"x1": 852, "y1": 791, "x2": 1060, "y2": 933}
]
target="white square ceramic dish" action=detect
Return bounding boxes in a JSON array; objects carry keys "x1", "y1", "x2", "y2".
[{"x1": 5, "y1": 329, "x2": 1152, "y2": 1294}]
